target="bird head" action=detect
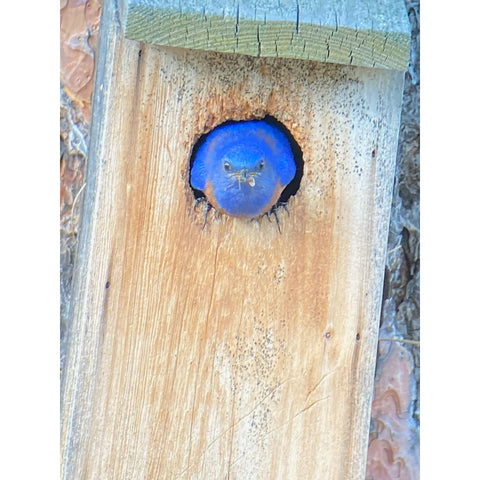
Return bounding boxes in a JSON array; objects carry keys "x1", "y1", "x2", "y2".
[{"x1": 190, "y1": 119, "x2": 297, "y2": 218}]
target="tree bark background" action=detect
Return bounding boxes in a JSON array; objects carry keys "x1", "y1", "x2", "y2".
[
  {"x1": 366, "y1": 2, "x2": 420, "y2": 478},
  {"x1": 60, "y1": 1, "x2": 420, "y2": 478}
]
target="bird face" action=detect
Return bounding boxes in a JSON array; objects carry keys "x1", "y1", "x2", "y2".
[
  {"x1": 222, "y1": 156, "x2": 265, "y2": 188},
  {"x1": 209, "y1": 148, "x2": 282, "y2": 217}
]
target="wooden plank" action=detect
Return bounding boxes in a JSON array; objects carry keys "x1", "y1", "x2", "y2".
[
  {"x1": 61, "y1": 0, "x2": 405, "y2": 478},
  {"x1": 121, "y1": 0, "x2": 411, "y2": 70}
]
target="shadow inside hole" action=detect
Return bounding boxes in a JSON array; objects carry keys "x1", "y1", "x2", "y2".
[{"x1": 189, "y1": 115, "x2": 304, "y2": 208}]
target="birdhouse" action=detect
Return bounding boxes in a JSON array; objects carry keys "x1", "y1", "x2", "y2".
[{"x1": 61, "y1": 1, "x2": 411, "y2": 478}]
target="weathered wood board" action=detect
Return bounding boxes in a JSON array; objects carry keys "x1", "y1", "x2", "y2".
[
  {"x1": 61, "y1": 0, "x2": 405, "y2": 478},
  {"x1": 121, "y1": 0, "x2": 411, "y2": 70}
]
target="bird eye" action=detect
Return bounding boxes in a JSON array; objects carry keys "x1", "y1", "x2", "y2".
[
  {"x1": 258, "y1": 159, "x2": 265, "y2": 170},
  {"x1": 223, "y1": 161, "x2": 231, "y2": 171}
]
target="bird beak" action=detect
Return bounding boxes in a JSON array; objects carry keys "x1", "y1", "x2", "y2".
[{"x1": 233, "y1": 168, "x2": 257, "y2": 187}]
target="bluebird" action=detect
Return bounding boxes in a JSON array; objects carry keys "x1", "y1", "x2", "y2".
[{"x1": 190, "y1": 119, "x2": 296, "y2": 224}]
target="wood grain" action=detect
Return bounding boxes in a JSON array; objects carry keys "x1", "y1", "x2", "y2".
[
  {"x1": 61, "y1": 0, "x2": 405, "y2": 478},
  {"x1": 121, "y1": 0, "x2": 411, "y2": 70}
]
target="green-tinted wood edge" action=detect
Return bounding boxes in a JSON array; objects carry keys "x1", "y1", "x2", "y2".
[{"x1": 121, "y1": 1, "x2": 411, "y2": 70}]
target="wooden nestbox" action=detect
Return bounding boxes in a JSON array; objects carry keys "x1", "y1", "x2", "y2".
[{"x1": 61, "y1": 1, "x2": 411, "y2": 478}]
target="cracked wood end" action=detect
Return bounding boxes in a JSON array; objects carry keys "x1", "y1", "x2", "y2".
[{"x1": 120, "y1": 0, "x2": 411, "y2": 70}]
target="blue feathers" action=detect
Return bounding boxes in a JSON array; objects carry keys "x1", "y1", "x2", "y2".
[{"x1": 190, "y1": 119, "x2": 296, "y2": 218}]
